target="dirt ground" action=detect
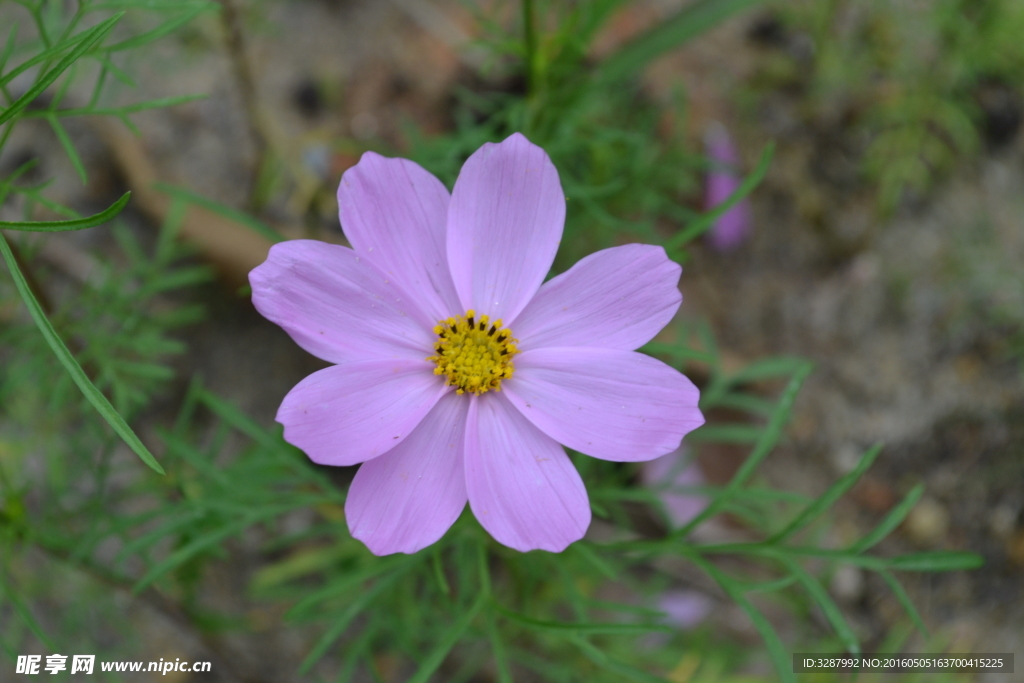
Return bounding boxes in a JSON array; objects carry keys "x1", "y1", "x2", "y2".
[{"x1": 3, "y1": 0, "x2": 1022, "y2": 680}]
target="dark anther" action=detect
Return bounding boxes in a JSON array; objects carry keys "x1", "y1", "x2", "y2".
[
  {"x1": 479, "y1": 322, "x2": 486, "y2": 331},
  {"x1": 487, "y1": 326, "x2": 497, "y2": 336},
  {"x1": 500, "y1": 350, "x2": 508, "y2": 355},
  {"x1": 468, "y1": 316, "x2": 475, "y2": 327},
  {"x1": 496, "y1": 334, "x2": 507, "y2": 342}
]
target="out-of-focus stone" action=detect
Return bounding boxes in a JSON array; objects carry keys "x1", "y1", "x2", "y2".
[
  {"x1": 830, "y1": 565, "x2": 864, "y2": 602},
  {"x1": 904, "y1": 497, "x2": 950, "y2": 545}
]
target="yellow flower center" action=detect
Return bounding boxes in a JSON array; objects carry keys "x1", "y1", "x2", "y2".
[{"x1": 428, "y1": 309, "x2": 519, "y2": 395}]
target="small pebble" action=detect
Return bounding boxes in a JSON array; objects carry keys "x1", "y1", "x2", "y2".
[
  {"x1": 904, "y1": 497, "x2": 950, "y2": 544},
  {"x1": 830, "y1": 565, "x2": 864, "y2": 602},
  {"x1": 988, "y1": 504, "x2": 1018, "y2": 539}
]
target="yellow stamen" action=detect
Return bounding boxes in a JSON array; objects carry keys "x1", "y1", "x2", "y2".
[{"x1": 427, "y1": 309, "x2": 519, "y2": 395}]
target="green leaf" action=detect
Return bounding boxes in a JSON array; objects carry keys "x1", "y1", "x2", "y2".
[
  {"x1": 198, "y1": 387, "x2": 283, "y2": 452},
  {"x1": 879, "y1": 569, "x2": 928, "y2": 637},
  {"x1": 597, "y1": 0, "x2": 766, "y2": 82},
  {"x1": 709, "y1": 392, "x2": 776, "y2": 416},
  {"x1": 770, "y1": 443, "x2": 884, "y2": 543},
  {"x1": 494, "y1": 604, "x2": 673, "y2": 636},
  {"x1": 572, "y1": 542, "x2": 618, "y2": 581},
  {"x1": 0, "y1": 22, "x2": 18, "y2": 76},
  {"x1": 114, "y1": 511, "x2": 204, "y2": 564},
  {"x1": 286, "y1": 555, "x2": 422, "y2": 620},
  {"x1": 153, "y1": 181, "x2": 285, "y2": 243},
  {"x1": 569, "y1": 635, "x2": 672, "y2": 683},
  {"x1": 689, "y1": 553, "x2": 795, "y2": 683},
  {"x1": 665, "y1": 142, "x2": 775, "y2": 253},
  {"x1": 298, "y1": 567, "x2": 413, "y2": 674},
  {"x1": 407, "y1": 592, "x2": 486, "y2": 683},
  {"x1": 0, "y1": 232, "x2": 163, "y2": 473},
  {"x1": 673, "y1": 361, "x2": 813, "y2": 539},
  {"x1": 7, "y1": 583, "x2": 57, "y2": 650},
  {"x1": 727, "y1": 356, "x2": 813, "y2": 384},
  {"x1": 781, "y1": 557, "x2": 860, "y2": 655},
  {"x1": 847, "y1": 483, "x2": 924, "y2": 553},
  {"x1": 0, "y1": 24, "x2": 92, "y2": 89},
  {"x1": 887, "y1": 551, "x2": 984, "y2": 572},
  {"x1": 685, "y1": 424, "x2": 763, "y2": 443},
  {"x1": 46, "y1": 114, "x2": 88, "y2": 182},
  {"x1": 24, "y1": 94, "x2": 207, "y2": 119},
  {"x1": 103, "y1": 5, "x2": 211, "y2": 52},
  {"x1": 134, "y1": 514, "x2": 258, "y2": 591},
  {"x1": 486, "y1": 611, "x2": 513, "y2": 683},
  {"x1": 0, "y1": 14, "x2": 123, "y2": 128},
  {"x1": 159, "y1": 429, "x2": 232, "y2": 488}
]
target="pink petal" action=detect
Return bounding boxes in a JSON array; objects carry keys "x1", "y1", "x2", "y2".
[
  {"x1": 277, "y1": 359, "x2": 446, "y2": 466},
  {"x1": 250, "y1": 240, "x2": 435, "y2": 364},
  {"x1": 465, "y1": 393, "x2": 590, "y2": 552},
  {"x1": 346, "y1": 392, "x2": 469, "y2": 555},
  {"x1": 446, "y1": 133, "x2": 564, "y2": 322},
  {"x1": 504, "y1": 348, "x2": 704, "y2": 462},
  {"x1": 338, "y1": 152, "x2": 462, "y2": 321},
  {"x1": 511, "y1": 244, "x2": 681, "y2": 350}
]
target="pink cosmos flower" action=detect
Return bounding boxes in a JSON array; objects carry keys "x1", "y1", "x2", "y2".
[
  {"x1": 250, "y1": 133, "x2": 704, "y2": 555},
  {"x1": 704, "y1": 122, "x2": 751, "y2": 252}
]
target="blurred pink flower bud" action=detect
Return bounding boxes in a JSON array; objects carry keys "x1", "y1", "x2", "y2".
[
  {"x1": 658, "y1": 590, "x2": 714, "y2": 629},
  {"x1": 640, "y1": 445, "x2": 708, "y2": 528},
  {"x1": 704, "y1": 122, "x2": 751, "y2": 251}
]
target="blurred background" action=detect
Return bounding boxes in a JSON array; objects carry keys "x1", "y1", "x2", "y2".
[{"x1": 0, "y1": 0, "x2": 1021, "y2": 681}]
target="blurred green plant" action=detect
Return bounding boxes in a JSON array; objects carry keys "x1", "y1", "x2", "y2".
[
  {"x1": 0, "y1": 0, "x2": 215, "y2": 470},
  {"x1": 407, "y1": 0, "x2": 770, "y2": 270},
  {"x1": 0, "y1": 1, "x2": 985, "y2": 682},
  {"x1": 752, "y1": 0, "x2": 1024, "y2": 212}
]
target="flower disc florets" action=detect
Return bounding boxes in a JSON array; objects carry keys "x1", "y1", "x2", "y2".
[{"x1": 428, "y1": 309, "x2": 519, "y2": 395}]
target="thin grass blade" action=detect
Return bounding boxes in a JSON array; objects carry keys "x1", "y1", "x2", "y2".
[
  {"x1": 689, "y1": 553, "x2": 795, "y2": 683},
  {"x1": 407, "y1": 592, "x2": 486, "y2": 683},
  {"x1": 782, "y1": 557, "x2": 860, "y2": 655},
  {"x1": 770, "y1": 443, "x2": 883, "y2": 543},
  {"x1": 597, "y1": 0, "x2": 765, "y2": 82},
  {"x1": 665, "y1": 142, "x2": 774, "y2": 253},
  {"x1": 879, "y1": 569, "x2": 929, "y2": 637},
  {"x1": 847, "y1": 483, "x2": 924, "y2": 553},
  {"x1": 0, "y1": 232, "x2": 163, "y2": 473},
  {"x1": 0, "y1": 14, "x2": 123, "y2": 127}
]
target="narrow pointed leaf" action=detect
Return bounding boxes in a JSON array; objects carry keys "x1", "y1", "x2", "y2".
[
  {"x1": 770, "y1": 443, "x2": 883, "y2": 543},
  {"x1": 887, "y1": 551, "x2": 983, "y2": 572},
  {"x1": 407, "y1": 592, "x2": 486, "y2": 683},
  {"x1": 494, "y1": 604, "x2": 672, "y2": 635},
  {"x1": 0, "y1": 14, "x2": 122, "y2": 127},
  {"x1": 690, "y1": 553, "x2": 795, "y2": 683},
  {"x1": 0, "y1": 232, "x2": 163, "y2": 473},
  {"x1": 782, "y1": 558, "x2": 860, "y2": 655},
  {"x1": 879, "y1": 569, "x2": 928, "y2": 637},
  {"x1": 154, "y1": 181, "x2": 285, "y2": 243},
  {"x1": 570, "y1": 635, "x2": 672, "y2": 683},
  {"x1": 674, "y1": 361, "x2": 813, "y2": 539},
  {"x1": 1, "y1": 192, "x2": 131, "y2": 232},
  {"x1": 666, "y1": 142, "x2": 774, "y2": 252},
  {"x1": 597, "y1": 0, "x2": 765, "y2": 82},
  {"x1": 298, "y1": 567, "x2": 412, "y2": 674},
  {"x1": 848, "y1": 483, "x2": 924, "y2": 553}
]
